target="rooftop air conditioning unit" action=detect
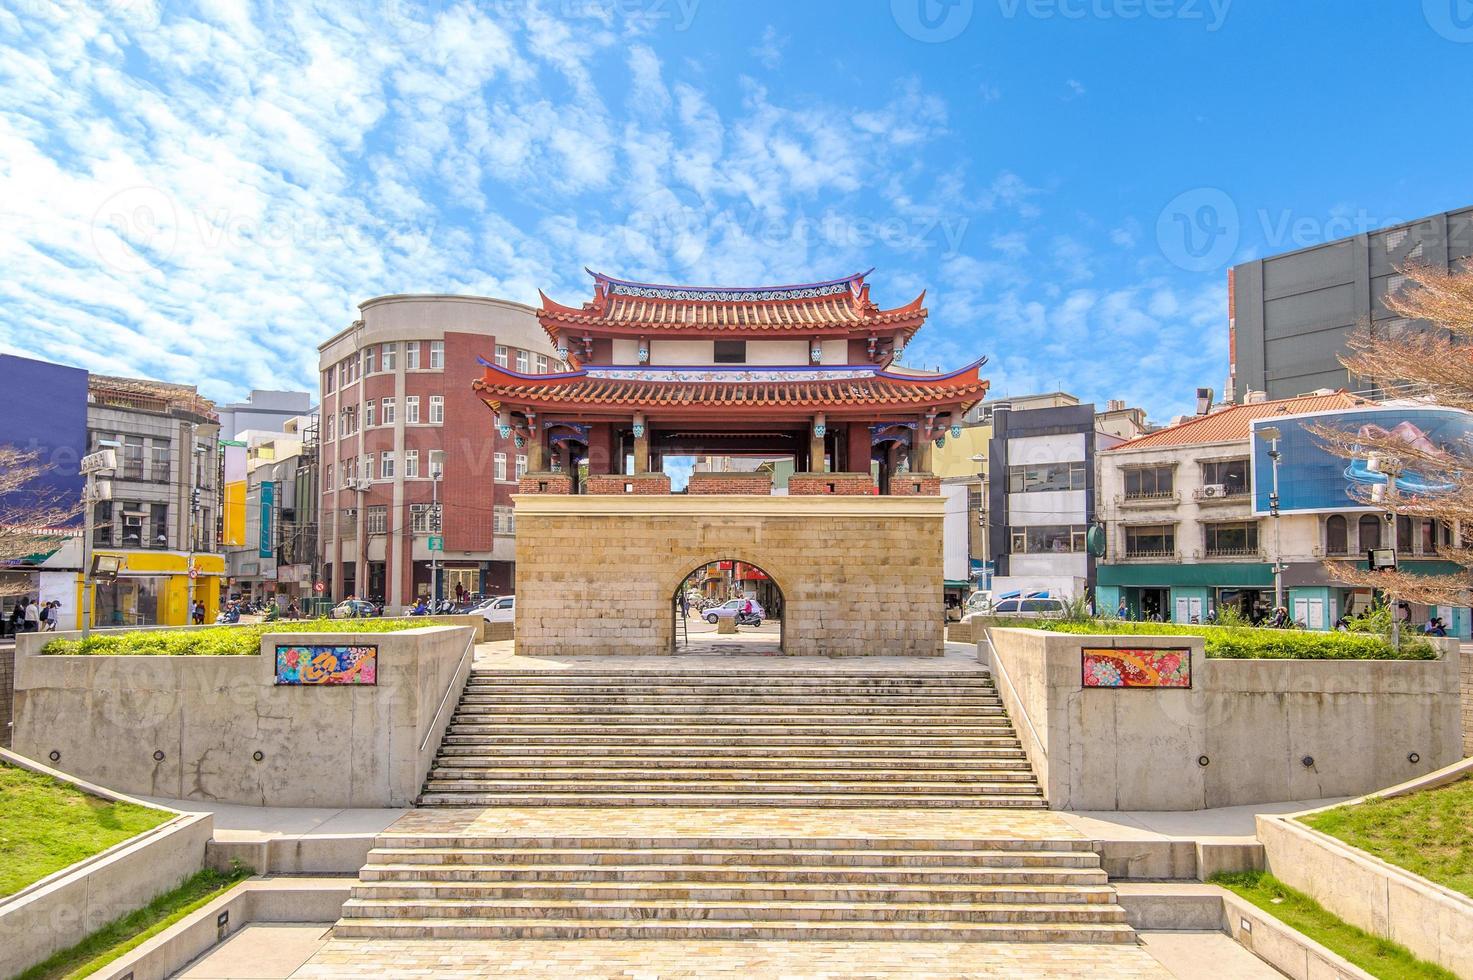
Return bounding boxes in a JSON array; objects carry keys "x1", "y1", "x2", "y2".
[{"x1": 1202, "y1": 484, "x2": 1227, "y2": 498}]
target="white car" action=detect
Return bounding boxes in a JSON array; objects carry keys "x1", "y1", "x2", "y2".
[
  {"x1": 974, "y1": 596, "x2": 1068, "y2": 619},
  {"x1": 704, "y1": 598, "x2": 765, "y2": 624},
  {"x1": 475, "y1": 595, "x2": 515, "y2": 624}
]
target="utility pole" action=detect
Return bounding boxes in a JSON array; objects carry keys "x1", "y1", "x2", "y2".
[
  {"x1": 1259, "y1": 426, "x2": 1285, "y2": 612},
  {"x1": 79, "y1": 446, "x2": 118, "y2": 639},
  {"x1": 430, "y1": 450, "x2": 444, "y2": 605}
]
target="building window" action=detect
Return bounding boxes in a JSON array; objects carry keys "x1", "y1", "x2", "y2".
[
  {"x1": 340, "y1": 507, "x2": 357, "y2": 531},
  {"x1": 361, "y1": 454, "x2": 373, "y2": 482},
  {"x1": 342, "y1": 457, "x2": 355, "y2": 488},
  {"x1": 1358, "y1": 514, "x2": 1382, "y2": 551},
  {"x1": 365, "y1": 400, "x2": 375, "y2": 427},
  {"x1": 536, "y1": 354, "x2": 548, "y2": 374},
  {"x1": 1200, "y1": 458, "x2": 1250, "y2": 496},
  {"x1": 1125, "y1": 524, "x2": 1175, "y2": 558},
  {"x1": 405, "y1": 396, "x2": 420, "y2": 424},
  {"x1": 429, "y1": 341, "x2": 444, "y2": 370},
  {"x1": 404, "y1": 450, "x2": 419, "y2": 479},
  {"x1": 149, "y1": 503, "x2": 168, "y2": 549},
  {"x1": 322, "y1": 369, "x2": 334, "y2": 394},
  {"x1": 365, "y1": 505, "x2": 386, "y2": 534},
  {"x1": 363, "y1": 346, "x2": 376, "y2": 374},
  {"x1": 494, "y1": 452, "x2": 507, "y2": 482},
  {"x1": 515, "y1": 454, "x2": 528, "y2": 478},
  {"x1": 1422, "y1": 519, "x2": 1439, "y2": 555},
  {"x1": 495, "y1": 345, "x2": 508, "y2": 368},
  {"x1": 515, "y1": 349, "x2": 529, "y2": 373},
  {"x1": 121, "y1": 504, "x2": 144, "y2": 547},
  {"x1": 381, "y1": 398, "x2": 396, "y2": 425},
  {"x1": 1008, "y1": 462, "x2": 1086, "y2": 494},
  {"x1": 381, "y1": 452, "x2": 395, "y2": 480},
  {"x1": 150, "y1": 442, "x2": 170, "y2": 482},
  {"x1": 1325, "y1": 515, "x2": 1349, "y2": 555},
  {"x1": 1204, "y1": 521, "x2": 1259, "y2": 557},
  {"x1": 1123, "y1": 466, "x2": 1174, "y2": 499},
  {"x1": 714, "y1": 340, "x2": 747, "y2": 363},
  {"x1": 1008, "y1": 524, "x2": 1089, "y2": 553},
  {"x1": 410, "y1": 503, "x2": 431, "y2": 533},
  {"x1": 324, "y1": 412, "x2": 334, "y2": 441},
  {"x1": 382, "y1": 342, "x2": 397, "y2": 371},
  {"x1": 122, "y1": 437, "x2": 144, "y2": 479},
  {"x1": 1396, "y1": 515, "x2": 1414, "y2": 552},
  {"x1": 493, "y1": 505, "x2": 515, "y2": 535},
  {"x1": 92, "y1": 501, "x2": 112, "y2": 546},
  {"x1": 325, "y1": 463, "x2": 334, "y2": 490},
  {"x1": 406, "y1": 342, "x2": 420, "y2": 370},
  {"x1": 429, "y1": 395, "x2": 444, "y2": 423}
]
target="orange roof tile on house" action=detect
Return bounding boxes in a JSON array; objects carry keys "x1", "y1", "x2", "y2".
[{"x1": 1106, "y1": 391, "x2": 1372, "y2": 451}]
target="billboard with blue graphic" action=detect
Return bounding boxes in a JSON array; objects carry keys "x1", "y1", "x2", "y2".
[
  {"x1": 1251, "y1": 406, "x2": 1473, "y2": 516},
  {"x1": 0, "y1": 355, "x2": 88, "y2": 545}
]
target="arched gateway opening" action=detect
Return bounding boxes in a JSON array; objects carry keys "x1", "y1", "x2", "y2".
[{"x1": 672, "y1": 559, "x2": 785, "y2": 655}]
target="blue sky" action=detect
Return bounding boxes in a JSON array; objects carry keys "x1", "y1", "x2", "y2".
[{"x1": 2, "y1": 1, "x2": 1470, "y2": 423}]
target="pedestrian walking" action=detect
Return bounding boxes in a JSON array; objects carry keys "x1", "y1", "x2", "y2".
[
  {"x1": 23, "y1": 597, "x2": 40, "y2": 632},
  {"x1": 1115, "y1": 597, "x2": 1128, "y2": 620}
]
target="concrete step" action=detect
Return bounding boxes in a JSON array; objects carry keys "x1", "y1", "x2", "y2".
[
  {"x1": 424, "y1": 767, "x2": 1041, "y2": 785},
  {"x1": 331, "y1": 916, "x2": 1137, "y2": 943},
  {"x1": 338, "y1": 896, "x2": 1128, "y2": 925},
  {"x1": 438, "y1": 734, "x2": 1024, "y2": 749},
  {"x1": 451, "y1": 705, "x2": 1008, "y2": 718},
  {"x1": 358, "y1": 863, "x2": 1105, "y2": 887},
  {"x1": 434, "y1": 744, "x2": 1028, "y2": 760},
  {"x1": 414, "y1": 792, "x2": 1049, "y2": 808},
  {"x1": 427, "y1": 757, "x2": 1035, "y2": 773},
  {"x1": 364, "y1": 846, "x2": 1102, "y2": 869},
  {"x1": 419, "y1": 777, "x2": 1044, "y2": 795},
  {"x1": 371, "y1": 836, "x2": 1098, "y2": 853},
  {"x1": 350, "y1": 880, "x2": 1118, "y2": 905},
  {"x1": 458, "y1": 692, "x2": 1001, "y2": 705},
  {"x1": 443, "y1": 722, "x2": 1019, "y2": 737},
  {"x1": 470, "y1": 670, "x2": 994, "y2": 681}
]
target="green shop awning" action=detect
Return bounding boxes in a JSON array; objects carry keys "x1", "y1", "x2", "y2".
[
  {"x1": 1098, "y1": 562, "x2": 1274, "y2": 588},
  {"x1": 943, "y1": 580, "x2": 971, "y2": 590}
]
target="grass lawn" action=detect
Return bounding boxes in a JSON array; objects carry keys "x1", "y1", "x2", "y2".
[
  {"x1": 15, "y1": 866, "x2": 251, "y2": 980},
  {"x1": 1212, "y1": 871, "x2": 1456, "y2": 980},
  {"x1": 1301, "y1": 777, "x2": 1473, "y2": 899},
  {"x1": 0, "y1": 763, "x2": 171, "y2": 897}
]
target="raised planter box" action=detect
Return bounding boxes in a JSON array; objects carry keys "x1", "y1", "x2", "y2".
[
  {"x1": 981, "y1": 627, "x2": 1463, "y2": 810},
  {"x1": 12, "y1": 624, "x2": 476, "y2": 808},
  {"x1": 0, "y1": 750, "x2": 213, "y2": 979}
]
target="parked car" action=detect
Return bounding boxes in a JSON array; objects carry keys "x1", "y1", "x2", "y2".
[
  {"x1": 704, "y1": 598, "x2": 765, "y2": 626},
  {"x1": 965, "y1": 590, "x2": 993, "y2": 614},
  {"x1": 973, "y1": 596, "x2": 1068, "y2": 620},
  {"x1": 475, "y1": 595, "x2": 515, "y2": 624},
  {"x1": 331, "y1": 599, "x2": 377, "y2": 619}
]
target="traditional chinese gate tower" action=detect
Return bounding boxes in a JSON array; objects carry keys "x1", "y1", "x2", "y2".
[{"x1": 474, "y1": 270, "x2": 989, "y2": 657}]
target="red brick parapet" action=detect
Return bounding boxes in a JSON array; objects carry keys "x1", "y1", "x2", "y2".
[
  {"x1": 586, "y1": 473, "x2": 673, "y2": 495},
  {"x1": 788, "y1": 472, "x2": 877, "y2": 496},
  {"x1": 518, "y1": 472, "x2": 573, "y2": 495},
  {"x1": 686, "y1": 472, "x2": 773, "y2": 495},
  {"x1": 890, "y1": 473, "x2": 941, "y2": 496}
]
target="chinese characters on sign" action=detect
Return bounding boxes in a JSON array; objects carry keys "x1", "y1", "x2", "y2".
[
  {"x1": 1082, "y1": 648, "x2": 1191, "y2": 689},
  {"x1": 275, "y1": 644, "x2": 378, "y2": 685}
]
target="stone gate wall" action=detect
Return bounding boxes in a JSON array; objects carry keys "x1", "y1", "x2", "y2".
[{"x1": 513, "y1": 495, "x2": 945, "y2": 657}]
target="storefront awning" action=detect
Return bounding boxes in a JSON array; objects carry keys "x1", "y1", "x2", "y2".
[{"x1": 1098, "y1": 563, "x2": 1274, "y2": 588}]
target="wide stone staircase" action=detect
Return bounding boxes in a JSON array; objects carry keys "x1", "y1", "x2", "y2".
[
  {"x1": 416, "y1": 667, "x2": 1046, "y2": 808},
  {"x1": 334, "y1": 666, "x2": 1135, "y2": 944}
]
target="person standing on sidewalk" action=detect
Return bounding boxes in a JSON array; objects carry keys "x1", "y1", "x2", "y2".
[{"x1": 22, "y1": 597, "x2": 39, "y2": 633}]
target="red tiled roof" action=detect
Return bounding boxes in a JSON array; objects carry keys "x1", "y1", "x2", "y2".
[
  {"x1": 1107, "y1": 391, "x2": 1371, "y2": 451},
  {"x1": 472, "y1": 365, "x2": 988, "y2": 414}
]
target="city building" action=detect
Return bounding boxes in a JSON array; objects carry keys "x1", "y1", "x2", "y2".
[
  {"x1": 223, "y1": 415, "x2": 318, "y2": 607},
  {"x1": 1096, "y1": 391, "x2": 1470, "y2": 636},
  {"x1": 215, "y1": 389, "x2": 315, "y2": 441},
  {"x1": 1229, "y1": 204, "x2": 1473, "y2": 401},
  {"x1": 28, "y1": 373, "x2": 225, "y2": 628},
  {"x1": 477, "y1": 269, "x2": 989, "y2": 657},
  {"x1": 932, "y1": 393, "x2": 1147, "y2": 601},
  {"x1": 316, "y1": 294, "x2": 562, "y2": 610}
]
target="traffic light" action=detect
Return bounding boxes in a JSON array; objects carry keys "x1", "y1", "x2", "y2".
[
  {"x1": 191, "y1": 486, "x2": 201, "y2": 512},
  {"x1": 429, "y1": 506, "x2": 442, "y2": 532}
]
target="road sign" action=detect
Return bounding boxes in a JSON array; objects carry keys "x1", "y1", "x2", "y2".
[
  {"x1": 427, "y1": 536, "x2": 443, "y2": 552},
  {"x1": 188, "y1": 561, "x2": 199, "y2": 580},
  {"x1": 313, "y1": 581, "x2": 325, "y2": 594}
]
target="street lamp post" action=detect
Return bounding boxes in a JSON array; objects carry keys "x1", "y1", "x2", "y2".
[
  {"x1": 79, "y1": 445, "x2": 118, "y2": 639},
  {"x1": 430, "y1": 451, "x2": 445, "y2": 605},
  {"x1": 1259, "y1": 426, "x2": 1285, "y2": 612}
]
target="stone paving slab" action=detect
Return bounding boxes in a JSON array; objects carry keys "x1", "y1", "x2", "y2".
[
  {"x1": 384, "y1": 807, "x2": 1083, "y2": 841},
  {"x1": 291, "y1": 938, "x2": 1174, "y2": 977}
]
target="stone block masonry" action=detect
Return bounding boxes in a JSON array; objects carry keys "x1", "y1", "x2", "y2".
[{"x1": 513, "y1": 494, "x2": 945, "y2": 657}]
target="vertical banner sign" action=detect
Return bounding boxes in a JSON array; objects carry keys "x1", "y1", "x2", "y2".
[
  {"x1": 258, "y1": 480, "x2": 275, "y2": 558},
  {"x1": 221, "y1": 441, "x2": 248, "y2": 546}
]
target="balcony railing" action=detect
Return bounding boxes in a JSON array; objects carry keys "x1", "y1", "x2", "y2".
[
  {"x1": 1122, "y1": 547, "x2": 1177, "y2": 560},
  {"x1": 1193, "y1": 486, "x2": 1252, "y2": 504},
  {"x1": 1117, "y1": 491, "x2": 1179, "y2": 506},
  {"x1": 1204, "y1": 546, "x2": 1262, "y2": 559}
]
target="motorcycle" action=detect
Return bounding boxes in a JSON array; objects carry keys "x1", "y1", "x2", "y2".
[{"x1": 735, "y1": 611, "x2": 762, "y2": 627}]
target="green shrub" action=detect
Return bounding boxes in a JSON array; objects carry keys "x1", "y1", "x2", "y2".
[
  {"x1": 976, "y1": 617, "x2": 1435, "y2": 660},
  {"x1": 40, "y1": 617, "x2": 431, "y2": 657}
]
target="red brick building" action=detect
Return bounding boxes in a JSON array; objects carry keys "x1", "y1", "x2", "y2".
[{"x1": 317, "y1": 294, "x2": 560, "y2": 609}]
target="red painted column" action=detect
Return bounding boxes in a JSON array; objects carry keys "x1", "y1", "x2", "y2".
[{"x1": 846, "y1": 422, "x2": 871, "y2": 474}]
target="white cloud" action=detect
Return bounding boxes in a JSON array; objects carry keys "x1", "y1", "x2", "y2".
[{"x1": 749, "y1": 25, "x2": 787, "y2": 70}]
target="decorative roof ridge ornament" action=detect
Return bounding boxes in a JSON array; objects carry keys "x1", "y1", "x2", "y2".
[{"x1": 583, "y1": 267, "x2": 874, "y2": 303}]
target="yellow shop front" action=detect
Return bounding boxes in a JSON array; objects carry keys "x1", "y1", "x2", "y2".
[{"x1": 71, "y1": 551, "x2": 224, "y2": 629}]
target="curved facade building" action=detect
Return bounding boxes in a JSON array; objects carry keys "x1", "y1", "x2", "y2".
[{"x1": 317, "y1": 294, "x2": 561, "y2": 609}]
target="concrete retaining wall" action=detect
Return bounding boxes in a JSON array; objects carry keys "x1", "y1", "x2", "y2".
[
  {"x1": 0, "y1": 750, "x2": 212, "y2": 978},
  {"x1": 983, "y1": 627, "x2": 1463, "y2": 810},
  {"x1": 12, "y1": 624, "x2": 475, "y2": 807},
  {"x1": 1256, "y1": 759, "x2": 1473, "y2": 978}
]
